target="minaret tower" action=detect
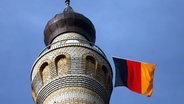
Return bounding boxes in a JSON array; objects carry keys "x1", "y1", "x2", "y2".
[{"x1": 31, "y1": 1, "x2": 113, "y2": 104}]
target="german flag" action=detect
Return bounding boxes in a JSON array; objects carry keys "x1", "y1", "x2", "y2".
[{"x1": 113, "y1": 57, "x2": 156, "y2": 97}]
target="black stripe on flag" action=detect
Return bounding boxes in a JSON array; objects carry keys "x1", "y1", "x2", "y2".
[{"x1": 113, "y1": 57, "x2": 128, "y2": 87}]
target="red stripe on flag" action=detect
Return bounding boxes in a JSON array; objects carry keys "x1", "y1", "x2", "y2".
[{"x1": 127, "y1": 60, "x2": 142, "y2": 94}]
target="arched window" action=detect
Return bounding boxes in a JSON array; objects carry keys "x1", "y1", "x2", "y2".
[
  {"x1": 102, "y1": 65, "x2": 108, "y2": 86},
  {"x1": 86, "y1": 56, "x2": 96, "y2": 75},
  {"x1": 39, "y1": 62, "x2": 50, "y2": 84},
  {"x1": 55, "y1": 55, "x2": 68, "y2": 75},
  {"x1": 107, "y1": 76, "x2": 112, "y2": 92},
  {"x1": 32, "y1": 86, "x2": 36, "y2": 102}
]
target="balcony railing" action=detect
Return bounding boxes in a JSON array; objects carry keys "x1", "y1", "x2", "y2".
[{"x1": 38, "y1": 39, "x2": 106, "y2": 57}]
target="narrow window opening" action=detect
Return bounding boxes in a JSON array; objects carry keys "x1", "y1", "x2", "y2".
[
  {"x1": 102, "y1": 65, "x2": 108, "y2": 86},
  {"x1": 55, "y1": 55, "x2": 68, "y2": 75},
  {"x1": 32, "y1": 86, "x2": 36, "y2": 101},
  {"x1": 39, "y1": 62, "x2": 50, "y2": 84},
  {"x1": 86, "y1": 56, "x2": 95, "y2": 75}
]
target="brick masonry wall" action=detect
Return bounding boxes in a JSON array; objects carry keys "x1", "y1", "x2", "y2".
[{"x1": 31, "y1": 33, "x2": 113, "y2": 104}]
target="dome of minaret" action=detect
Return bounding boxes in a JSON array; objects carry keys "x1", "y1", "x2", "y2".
[{"x1": 44, "y1": 4, "x2": 96, "y2": 46}]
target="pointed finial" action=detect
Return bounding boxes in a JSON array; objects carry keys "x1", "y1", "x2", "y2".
[
  {"x1": 64, "y1": 0, "x2": 73, "y2": 13},
  {"x1": 65, "y1": 0, "x2": 70, "y2": 6}
]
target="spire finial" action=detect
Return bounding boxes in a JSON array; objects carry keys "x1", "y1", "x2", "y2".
[
  {"x1": 65, "y1": 0, "x2": 70, "y2": 6},
  {"x1": 64, "y1": 0, "x2": 73, "y2": 13}
]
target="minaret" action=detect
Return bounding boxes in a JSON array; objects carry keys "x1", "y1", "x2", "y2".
[{"x1": 31, "y1": 1, "x2": 113, "y2": 104}]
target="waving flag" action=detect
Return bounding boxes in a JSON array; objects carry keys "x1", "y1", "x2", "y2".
[{"x1": 113, "y1": 57, "x2": 156, "y2": 97}]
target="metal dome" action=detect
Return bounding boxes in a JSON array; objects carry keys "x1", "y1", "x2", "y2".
[{"x1": 44, "y1": 6, "x2": 96, "y2": 46}]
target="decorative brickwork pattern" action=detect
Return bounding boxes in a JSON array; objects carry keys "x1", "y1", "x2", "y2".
[
  {"x1": 45, "y1": 87, "x2": 103, "y2": 104},
  {"x1": 36, "y1": 75, "x2": 107, "y2": 104},
  {"x1": 31, "y1": 33, "x2": 113, "y2": 104}
]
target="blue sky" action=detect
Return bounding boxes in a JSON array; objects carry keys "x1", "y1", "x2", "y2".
[{"x1": 1, "y1": 0, "x2": 184, "y2": 104}]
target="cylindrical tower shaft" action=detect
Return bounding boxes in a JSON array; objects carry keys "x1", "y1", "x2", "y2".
[{"x1": 31, "y1": 3, "x2": 113, "y2": 104}]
